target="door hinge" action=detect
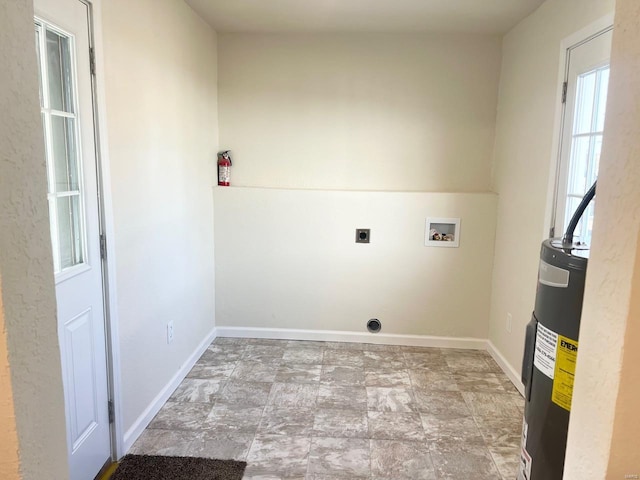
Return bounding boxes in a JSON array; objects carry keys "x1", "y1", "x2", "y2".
[
  {"x1": 561, "y1": 81, "x2": 568, "y2": 104},
  {"x1": 550, "y1": 226, "x2": 556, "y2": 238},
  {"x1": 89, "y1": 47, "x2": 96, "y2": 76},
  {"x1": 108, "y1": 400, "x2": 115, "y2": 424},
  {"x1": 99, "y1": 233, "x2": 107, "y2": 260}
]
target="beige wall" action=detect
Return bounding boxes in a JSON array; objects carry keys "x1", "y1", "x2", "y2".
[
  {"x1": 564, "y1": 0, "x2": 639, "y2": 476},
  {"x1": 102, "y1": 0, "x2": 218, "y2": 433},
  {"x1": 0, "y1": 278, "x2": 20, "y2": 480},
  {"x1": 0, "y1": 1, "x2": 70, "y2": 479},
  {"x1": 215, "y1": 188, "x2": 497, "y2": 339},
  {"x1": 218, "y1": 33, "x2": 502, "y2": 192},
  {"x1": 487, "y1": 0, "x2": 615, "y2": 375},
  {"x1": 215, "y1": 33, "x2": 502, "y2": 340}
]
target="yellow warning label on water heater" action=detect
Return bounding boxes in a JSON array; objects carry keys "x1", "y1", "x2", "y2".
[{"x1": 552, "y1": 335, "x2": 578, "y2": 411}]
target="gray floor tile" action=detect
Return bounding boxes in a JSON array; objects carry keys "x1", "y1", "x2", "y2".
[
  {"x1": 206, "y1": 343, "x2": 247, "y2": 354},
  {"x1": 440, "y1": 347, "x2": 488, "y2": 357},
  {"x1": 401, "y1": 346, "x2": 442, "y2": 353},
  {"x1": 371, "y1": 439, "x2": 436, "y2": 479},
  {"x1": 320, "y1": 365, "x2": 365, "y2": 386},
  {"x1": 409, "y1": 368, "x2": 459, "y2": 391},
  {"x1": 462, "y1": 391, "x2": 522, "y2": 418},
  {"x1": 308, "y1": 437, "x2": 370, "y2": 477},
  {"x1": 258, "y1": 406, "x2": 316, "y2": 436},
  {"x1": 429, "y1": 442, "x2": 502, "y2": 479},
  {"x1": 313, "y1": 409, "x2": 368, "y2": 438},
  {"x1": 216, "y1": 381, "x2": 273, "y2": 407},
  {"x1": 488, "y1": 446, "x2": 521, "y2": 479},
  {"x1": 363, "y1": 351, "x2": 406, "y2": 368},
  {"x1": 307, "y1": 475, "x2": 368, "y2": 480},
  {"x1": 242, "y1": 345, "x2": 285, "y2": 364},
  {"x1": 365, "y1": 368, "x2": 411, "y2": 387},
  {"x1": 245, "y1": 435, "x2": 311, "y2": 477},
  {"x1": 474, "y1": 415, "x2": 522, "y2": 448},
  {"x1": 198, "y1": 349, "x2": 244, "y2": 365},
  {"x1": 187, "y1": 363, "x2": 236, "y2": 380},
  {"x1": 362, "y1": 344, "x2": 403, "y2": 353},
  {"x1": 323, "y1": 349, "x2": 365, "y2": 366},
  {"x1": 445, "y1": 354, "x2": 495, "y2": 373},
  {"x1": 129, "y1": 428, "x2": 196, "y2": 456},
  {"x1": 246, "y1": 338, "x2": 289, "y2": 347},
  {"x1": 414, "y1": 390, "x2": 472, "y2": 416},
  {"x1": 420, "y1": 413, "x2": 484, "y2": 444},
  {"x1": 316, "y1": 385, "x2": 367, "y2": 410},
  {"x1": 453, "y1": 372, "x2": 507, "y2": 393},
  {"x1": 231, "y1": 360, "x2": 280, "y2": 382},
  {"x1": 268, "y1": 383, "x2": 319, "y2": 408},
  {"x1": 367, "y1": 386, "x2": 417, "y2": 412},
  {"x1": 192, "y1": 430, "x2": 255, "y2": 461},
  {"x1": 283, "y1": 348, "x2": 324, "y2": 364},
  {"x1": 368, "y1": 411, "x2": 425, "y2": 440},
  {"x1": 243, "y1": 476, "x2": 305, "y2": 480},
  {"x1": 403, "y1": 351, "x2": 449, "y2": 370},
  {"x1": 204, "y1": 404, "x2": 263, "y2": 434},
  {"x1": 170, "y1": 378, "x2": 225, "y2": 403},
  {"x1": 324, "y1": 342, "x2": 365, "y2": 351},
  {"x1": 148, "y1": 401, "x2": 213, "y2": 430},
  {"x1": 286, "y1": 340, "x2": 326, "y2": 349},
  {"x1": 275, "y1": 364, "x2": 322, "y2": 384}
]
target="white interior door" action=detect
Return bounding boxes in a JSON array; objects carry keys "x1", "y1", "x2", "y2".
[
  {"x1": 552, "y1": 28, "x2": 613, "y2": 244},
  {"x1": 34, "y1": 0, "x2": 112, "y2": 478}
]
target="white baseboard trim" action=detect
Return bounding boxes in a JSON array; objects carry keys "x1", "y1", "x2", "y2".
[
  {"x1": 486, "y1": 340, "x2": 525, "y2": 396},
  {"x1": 122, "y1": 326, "x2": 218, "y2": 454},
  {"x1": 215, "y1": 326, "x2": 487, "y2": 350}
]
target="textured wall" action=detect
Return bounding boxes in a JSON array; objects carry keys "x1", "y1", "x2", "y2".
[
  {"x1": 564, "y1": 1, "x2": 640, "y2": 477},
  {"x1": 218, "y1": 33, "x2": 502, "y2": 192},
  {"x1": 101, "y1": 0, "x2": 218, "y2": 433},
  {"x1": 214, "y1": 188, "x2": 497, "y2": 339},
  {"x1": 0, "y1": 278, "x2": 20, "y2": 480},
  {"x1": 487, "y1": 0, "x2": 615, "y2": 375},
  {"x1": 0, "y1": 0, "x2": 70, "y2": 479}
]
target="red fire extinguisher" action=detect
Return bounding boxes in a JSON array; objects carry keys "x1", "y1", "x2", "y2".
[{"x1": 217, "y1": 151, "x2": 232, "y2": 186}]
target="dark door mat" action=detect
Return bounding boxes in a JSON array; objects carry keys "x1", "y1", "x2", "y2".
[{"x1": 110, "y1": 455, "x2": 247, "y2": 480}]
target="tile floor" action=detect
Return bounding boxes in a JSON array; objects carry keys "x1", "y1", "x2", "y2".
[{"x1": 131, "y1": 338, "x2": 524, "y2": 479}]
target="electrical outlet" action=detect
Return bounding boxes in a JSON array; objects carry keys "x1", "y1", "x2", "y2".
[
  {"x1": 506, "y1": 313, "x2": 512, "y2": 333},
  {"x1": 167, "y1": 321, "x2": 174, "y2": 344}
]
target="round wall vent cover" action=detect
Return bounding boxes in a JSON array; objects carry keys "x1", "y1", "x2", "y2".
[{"x1": 367, "y1": 319, "x2": 382, "y2": 333}]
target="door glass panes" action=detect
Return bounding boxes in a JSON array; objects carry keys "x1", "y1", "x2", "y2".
[
  {"x1": 35, "y1": 22, "x2": 86, "y2": 273},
  {"x1": 564, "y1": 65, "x2": 609, "y2": 247},
  {"x1": 46, "y1": 29, "x2": 74, "y2": 113},
  {"x1": 51, "y1": 115, "x2": 79, "y2": 191},
  {"x1": 56, "y1": 196, "x2": 84, "y2": 268}
]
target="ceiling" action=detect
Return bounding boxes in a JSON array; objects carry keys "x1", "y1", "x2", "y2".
[{"x1": 185, "y1": 0, "x2": 546, "y2": 35}]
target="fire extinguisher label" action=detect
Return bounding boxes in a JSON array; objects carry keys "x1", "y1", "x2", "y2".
[
  {"x1": 218, "y1": 165, "x2": 230, "y2": 184},
  {"x1": 533, "y1": 322, "x2": 557, "y2": 379},
  {"x1": 551, "y1": 335, "x2": 578, "y2": 411}
]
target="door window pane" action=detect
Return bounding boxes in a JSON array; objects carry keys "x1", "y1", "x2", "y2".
[
  {"x1": 46, "y1": 29, "x2": 75, "y2": 113},
  {"x1": 56, "y1": 195, "x2": 84, "y2": 269},
  {"x1": 564, "y1": 65, "x2": 609, "y2": 247},
  {"x1": 595, "y1": 69, "x2": 610, "y2": 132},
  {"x1": 36, "y1": 28, "x2": 44, "y2": 105},
  {"x1": 567, "y1": 136, "x2": 590, "y2": 195},
  {"x1": 574, "y1": 71, "x2": 596, "y2": 135},
  {"x1": 51, "y1": 115, "x2": 79, "y2": 192}
]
